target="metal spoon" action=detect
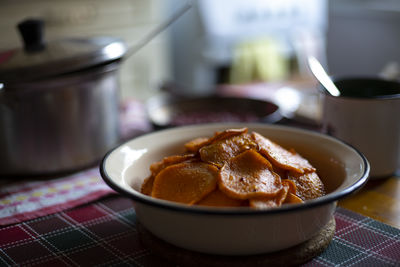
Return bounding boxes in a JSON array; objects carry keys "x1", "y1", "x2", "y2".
[{"x1": 308, "y1": 56, "x2": 340, "y2": 97}]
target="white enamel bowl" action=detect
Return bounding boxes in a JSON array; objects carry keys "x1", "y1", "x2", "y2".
[{"x1": 100, "y1": 123, "x2": 369, "y2": 255}]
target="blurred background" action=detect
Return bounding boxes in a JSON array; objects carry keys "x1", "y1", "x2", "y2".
[{"x1": 1, "y1": 0, "x2": 399, "y2": 120}]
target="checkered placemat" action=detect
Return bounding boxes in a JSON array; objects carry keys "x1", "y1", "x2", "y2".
[
  {"x1": 0, "y1": 196, "x2": 398, "y2": 267},
  {"x1": 0, "y1": 169, "x2": 116, "y2": 226}
]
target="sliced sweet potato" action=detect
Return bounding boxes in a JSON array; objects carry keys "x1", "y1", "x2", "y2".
[
  {"x1": 197, "y1": 189, "x2": 248, "y2": 207},
  {"x1": 287, "y1": 171, "x2": 325, "y2": 201},
  {"x1": 282, "y1": 179, "x2": 297, "y2": 195},
  {"x1": 143, "y1": 128, "x2": 325, "y2": 209},
  {"x1": 184, "y1": 137, "x2": 210, "y2": 153},
  {"x1": 284, "y1": 193, "x2": 304, "y2": 204},
  {"x1": 151, "y1": 162, "x2": 219, "y2": 204},
  {"x1": 218, "y1": 149, "x2": 281, "y2": 200},
  {"x1": 150, "y1": 154, "x2": 196, "y2": 176},
  {"x1": 249, "y1": 182, "x2": 289, "y2": 209},
  {"x1": 209, "y1": 128, "x2": 248, "y2": 143},
  {"x1": 141, "y1": 175, "x2": 155, "y2": 196},
  {"x1": 252, "y1": 132, "x2": 315, "y2": 174},
  {"x1": 200, "y1": 133, "x2": 258, "y2": 168},
  {"x1": 272, "y1": 165, "x2": 288, "y2": 180},
  {"x1": 184, "y1": 128, "x2": 247, "y2": 153}
]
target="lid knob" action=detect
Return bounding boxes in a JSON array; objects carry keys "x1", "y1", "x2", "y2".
[{"x1": 17, "y1": 19, "x2": 46, "y2": 53}]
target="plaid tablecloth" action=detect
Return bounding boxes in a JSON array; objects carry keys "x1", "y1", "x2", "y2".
[
  {"x1": 0, "y1": 99, "x2": 399, "y2": 266},
  {"x1": 0, "y1": 195, "x2": 399, "y2": 267},
  {"x1": 0, "y1": 169, "x2": 115, "y2": 226}
]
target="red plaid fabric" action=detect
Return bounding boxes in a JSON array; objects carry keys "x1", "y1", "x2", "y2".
[
  {"x1": 0, "y1": 196, "x2": 398, "y2": 267},
  {"x1": 0, "y1": 99, "x2": 399, "y2": 266},
  {"x1": 0, "y1": 169, "x2": 116, "y2": 226}
]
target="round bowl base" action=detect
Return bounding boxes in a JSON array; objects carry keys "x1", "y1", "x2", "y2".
[{"x1": 137, "y1": 217, "x2": 336, "y2": 266}]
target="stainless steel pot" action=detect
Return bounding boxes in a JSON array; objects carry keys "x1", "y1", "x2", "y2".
[{"x1": 0, "y1": 19, "x2": 126, "y2": 176}]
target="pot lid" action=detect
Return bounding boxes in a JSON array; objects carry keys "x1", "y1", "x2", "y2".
[{"x1": 0, "y1": 19, "x2": 127, "y2": 83}]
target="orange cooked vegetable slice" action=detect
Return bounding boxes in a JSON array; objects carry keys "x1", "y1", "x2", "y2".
[
  {"x1": 284, "y1": 193, "x2": 304, "y2": 204},
  {"x1": 249, "y1": 182, "x2": 289, "y2": 209},
  {"x1": 150, "y1": 154, "x2": 196, "y2": 176},
  {"x1": 252, "y1": 132, "x2": 315, "y2": 174},
  {"x1": 209, "y1": 128, "x2": 248, "y2": 143},
  {"x1": 200, "y1": 133, "x2": 258, "y2": 168},
  {"x1": 184, "y1": 137, "x2": 210, "y2": 153},
  {"x1": 151, "y1": 162, "x2": 218, "y2": 204},
  {"x1": 197, "y1": 189, "x2": 248, "y2": 207},
  {"x1": 287, "y1": 171, "x2": 325, "y2": 201},
  {"x1": 282, "y1": 179, "x2": 297, "y2": 195},
  {"x1": 141, "y1": 175, "x2": 155, "y2": 196},
  {"x1": 271, "y1": 165, "x2": 288, "y2": 180},
  {"x1": 184, "y1": 128, "x2": 247, "y2": 154},
  {"x1": 219, "y1": 149, "x2": 281, "y2": 200}
]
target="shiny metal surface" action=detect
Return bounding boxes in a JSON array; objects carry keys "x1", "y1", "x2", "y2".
[
  {"x1": 0, "y1": 63, "x2": 121, "y2": 176},
  {"x1": 0, "y1": 37, "x2": 127, "y2": 83}
]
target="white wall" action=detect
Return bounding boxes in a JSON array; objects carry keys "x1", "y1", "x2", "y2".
[{"x1": 0, "y1": 0, "x2": 171, "y2": 101}]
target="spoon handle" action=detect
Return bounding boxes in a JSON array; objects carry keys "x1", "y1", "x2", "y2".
[
  {"x1": 125, "y1": 1, "x2": 193, "y2": 59},
  {"x1": 308, "y1": 56, "x2": 341, "y2": 97}
]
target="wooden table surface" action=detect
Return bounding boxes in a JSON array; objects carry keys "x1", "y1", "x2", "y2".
[{"x1": 338, "y1": 173, "x2": 400, "y2": 229}]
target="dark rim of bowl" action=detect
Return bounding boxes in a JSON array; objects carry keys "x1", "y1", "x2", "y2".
[{"x1": 100, "y1": 124, "x2": 370, "y2": 216}]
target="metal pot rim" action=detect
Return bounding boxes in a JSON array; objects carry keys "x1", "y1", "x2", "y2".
[
  {"x1": 0, "y1": 36, "x2": 127, "y2": 84},
  {"x1": 1, "y1": 60, "x2": 121, "y2": 95}
]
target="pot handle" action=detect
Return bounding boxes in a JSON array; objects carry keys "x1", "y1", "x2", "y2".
[{"x1": 17, "y1": 19, "x2": 46, "y2": 53}]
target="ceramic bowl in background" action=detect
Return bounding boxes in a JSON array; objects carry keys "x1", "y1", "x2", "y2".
[{"x1": 146, "y1": 94, "x2": 282, "y2": 129}]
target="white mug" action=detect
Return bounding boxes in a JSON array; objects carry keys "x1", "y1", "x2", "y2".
[{"x1": 322, "y1": 77, "x2": 400, "y2": 178}]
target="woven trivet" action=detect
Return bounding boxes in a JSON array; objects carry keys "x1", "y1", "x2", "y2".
[{"x1": 137, "y1": 217, "x2": 336, "y2": 267}]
